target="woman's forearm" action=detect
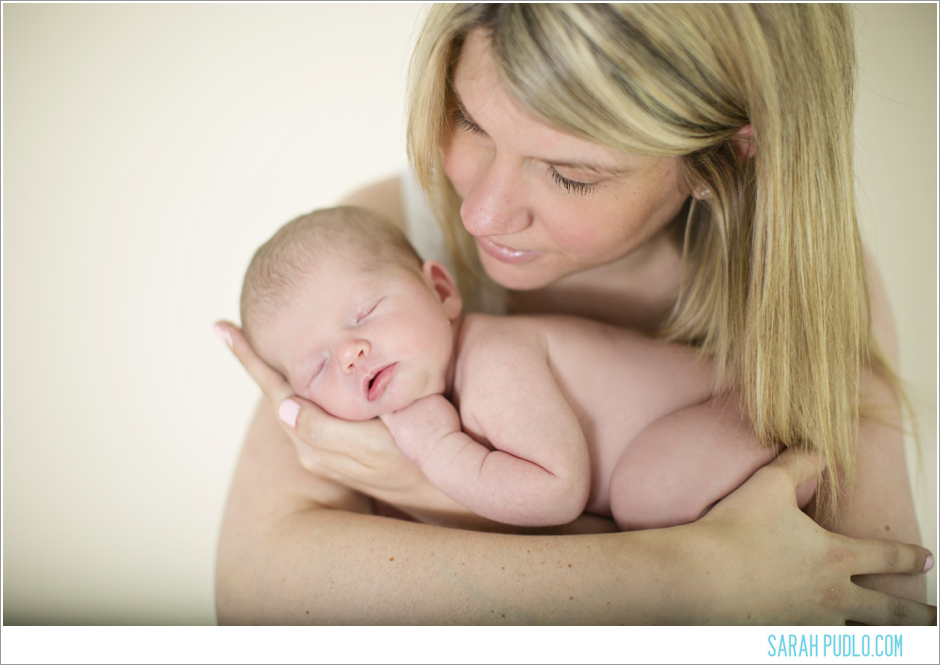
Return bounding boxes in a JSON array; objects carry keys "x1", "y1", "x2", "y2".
[
  {"x1": 215, "y1": 400, "x2": 685, "y2": 624},
  {"x1": 813, "y1": 366, "x2": 927, "y2": 603},
  {"x1": 216, "y1": 399, "x2": 935, "y2": 625},
  {"x1": 219, "y1": 503, "x2": 693, "y2": 625},
  {"x1": 816, "y1": 256, "x2": 928, "y2": 603}
]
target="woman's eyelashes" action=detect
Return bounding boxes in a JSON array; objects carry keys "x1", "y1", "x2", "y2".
[
  {"x1": 549, "y1": 167, "x2": 597, "y2": 195},
  {"x1": 452, "y1": 104, "x2": 597, "y2": 195},
  {"x1": 452, "y1": 106, "x2": 484, "y2": 134}
]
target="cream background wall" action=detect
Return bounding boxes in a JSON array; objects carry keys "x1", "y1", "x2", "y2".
[{"x1": 3, "y1": 3, "x2": 936, "y2": 627}]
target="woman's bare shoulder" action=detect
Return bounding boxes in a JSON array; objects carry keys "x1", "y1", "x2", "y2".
[{"x1": 337, "y1": 175, "x2": 405, "y2": 232}]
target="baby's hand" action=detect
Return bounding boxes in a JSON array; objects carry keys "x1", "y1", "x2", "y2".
[{"x1": 379, "y1": 394, "x2": 461, "y2": 464}]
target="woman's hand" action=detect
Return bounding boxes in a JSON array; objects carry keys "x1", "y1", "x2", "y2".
[
  {"x1": 687, "y1": 449, "x2": 936, "y2": 625},
  {"x1": 213, "y1": 321, "x2": 495, "y2": 526}
]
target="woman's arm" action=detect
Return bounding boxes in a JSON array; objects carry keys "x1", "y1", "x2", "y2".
[
  {"x1": 214, "y1": 321, "x2": 934, "y2": 624},
  {"x1": 215, "y1": 397, "x2": 639, "y2": 624},
  {"x1": 215, "y1": 404, "x2": 934, "y2": 625},
  {"x1": 811, "y1": 255, "x2": 928, "y2": 603},
  {"x1": 816, "y1": 369, "x2": 926, "y2": 604}
]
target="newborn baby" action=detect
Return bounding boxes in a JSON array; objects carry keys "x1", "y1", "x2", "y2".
[{"x1": 240, "y1": 206, "x2": 778, "y2": 529}]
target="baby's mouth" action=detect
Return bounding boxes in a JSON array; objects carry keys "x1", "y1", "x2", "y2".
[{"x1": 366, "y1": 363, "x2": 397, "y2": 402}]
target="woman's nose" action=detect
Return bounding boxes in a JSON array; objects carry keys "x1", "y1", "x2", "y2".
[
  {"x1": 339, "y1": 338, "x2": 371, "y2": 374},
  {"x1": 459, "y1": 155, "x2": 533, "y2": 238}
]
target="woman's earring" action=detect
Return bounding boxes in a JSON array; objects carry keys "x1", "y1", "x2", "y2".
[{"x1": 695, "y1": 188, "x2": 710, "y2": 200}]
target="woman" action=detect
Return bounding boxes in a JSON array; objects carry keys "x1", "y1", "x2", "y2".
[{"x1": 214, "y1": 4, "x2": 934, "y2": 624}]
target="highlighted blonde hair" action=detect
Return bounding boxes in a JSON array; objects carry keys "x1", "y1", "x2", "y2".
[{"x1": 407, "y1": 4, "x2": 885, "y2": 516}]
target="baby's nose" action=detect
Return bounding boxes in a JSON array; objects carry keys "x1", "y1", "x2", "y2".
[{"x1": 340, "y1": 339, "x2": 371, "y2": 374}]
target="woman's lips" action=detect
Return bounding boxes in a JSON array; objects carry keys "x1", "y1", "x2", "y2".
[
  {"x1": 367, "y1": 363, "x2": 397, "y2": 402},
  {"x1": 477, "y1": 236, "x2": 542, "y2": 264}
]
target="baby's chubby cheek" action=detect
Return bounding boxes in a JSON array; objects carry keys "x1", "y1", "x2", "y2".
[{"x1": 294, "y1": 383, "x2": 368, "y2": 422}]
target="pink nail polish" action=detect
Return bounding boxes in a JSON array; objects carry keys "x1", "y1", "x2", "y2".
[
  {"x1": 924, "y1": 554, "x2": 934, "y2": 573},
  {"x1": 213, "y1": 324, "x2": 233, "y2": 349},
  {"x1": 279, "y1": 399, "x2": 300, "y2": 428}
]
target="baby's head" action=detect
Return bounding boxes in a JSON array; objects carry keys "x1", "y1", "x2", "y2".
[{"x1": 241, "y1": 206, "x2": 463, "y2": 421}]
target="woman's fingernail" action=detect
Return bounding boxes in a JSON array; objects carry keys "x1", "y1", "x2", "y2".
[
  {"x1": 213, "y1": 324, "x2": 233, "y2": 349},
  {"x1": 278, "y1": 399, "x2": 300, "y2": 428},
  {"x1": 924, "y1": 553, "x2": 934, "y2": 573}
]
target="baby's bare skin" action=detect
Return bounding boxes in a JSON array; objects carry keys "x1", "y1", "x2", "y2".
[
  {"x1": 383, "y1": 312, "x2": 778, "y2": 529},
  {"x1": 245, "y1": 214, "x2": 778, "y2": 531}
]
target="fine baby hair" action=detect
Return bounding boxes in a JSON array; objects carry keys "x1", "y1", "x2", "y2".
[{"x1": 240, "y1": 206, "x2": 422, "y2": 349}]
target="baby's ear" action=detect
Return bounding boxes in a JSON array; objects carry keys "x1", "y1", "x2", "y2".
[{"x1": 421, "y1": 260, "x2": 462, "y2": 320}]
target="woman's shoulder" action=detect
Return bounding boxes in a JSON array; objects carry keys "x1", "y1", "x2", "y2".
[
  {"x1": 337, "y1": 171, "x2": 451, "y2": 270},
  {"x1": 336, "y1": 175, "x2": 405, "y2": 231}
]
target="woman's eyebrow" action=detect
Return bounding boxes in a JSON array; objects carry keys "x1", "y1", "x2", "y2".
[
  {"x1": 452, "y1": 82, "x2": 635, "y2": 177},
  {"x1": 550, "y1": 160, "x2": 636, "y2": 177}
]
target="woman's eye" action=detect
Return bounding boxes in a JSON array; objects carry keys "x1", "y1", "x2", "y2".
[
  {"x1": 452, "y1": 107, "x2": 484, "y2": 135},
  {"x1": 549, "y1": 167, "x2": 597, "y2": 196}
]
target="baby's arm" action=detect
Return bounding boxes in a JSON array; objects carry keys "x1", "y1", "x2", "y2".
[
  {"x1": 380, "y1": 333, "x2": 591, "y2": 527},
  {"x1": 610, "y1": 393, "x2": 782, "y2": 531}
]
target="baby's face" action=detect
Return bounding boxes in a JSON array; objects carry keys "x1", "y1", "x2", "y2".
[{"x1": 253, "y1": 256, "x2": 460, "y2": 421}]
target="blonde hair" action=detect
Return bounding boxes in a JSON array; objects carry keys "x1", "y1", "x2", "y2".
[
  {"x1": 240, "y1": 206, "x2": 421, "y2": 346},
  {"x1": 407, "y1": 4, "x2": 886, "y2": 516}
]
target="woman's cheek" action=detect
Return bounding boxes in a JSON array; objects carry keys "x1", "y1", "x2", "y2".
[
  {"x1": 542, "y1": 204, "x2": 606, "y2": 255},
  {"x1": 441, "y1": 135, "x2": 477, "y2": 199}
]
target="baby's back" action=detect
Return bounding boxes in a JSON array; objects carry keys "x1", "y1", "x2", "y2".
[{"x1": 456, "y1": 314, "x2": 714, "y2": 516}]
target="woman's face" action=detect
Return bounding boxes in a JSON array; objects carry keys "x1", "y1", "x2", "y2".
[{"x1": 442, "y1": 30, "x2": 691, "y2": 291}]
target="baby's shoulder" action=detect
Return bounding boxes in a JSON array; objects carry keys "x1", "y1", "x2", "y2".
[
  {"x1": 455, "y1": 314, "x2": 551, "y2": 381},
  {"x1": 459, "y1": 312, "x2": 640, "y2": 353},
  {"x1": 463, "y1": 312, "x2": 699, "y2": 368},
  {"x1": 460, "y1": 313, "x2": 549, "y2": 354}
]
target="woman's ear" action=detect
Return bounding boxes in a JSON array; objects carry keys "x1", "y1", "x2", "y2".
[
  {"x1": 732, "y1": 125, "x2": 756, "y2": 162},
  {"x1": 689, "y1": 125, "x2": 755, "y2": 201},
  {"x1": 421, "y1": 260, "x2": 463, "y2": 320}
]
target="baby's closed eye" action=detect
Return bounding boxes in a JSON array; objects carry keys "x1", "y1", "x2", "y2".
[
  {"x1": 290, "y1": 359, "x2": 325, "y2": 395},
  {"x1": 356, "y1": 298, "x2": 383, "y2": 323}
]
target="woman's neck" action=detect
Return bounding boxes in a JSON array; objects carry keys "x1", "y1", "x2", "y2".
[{"x1": 507, "y1": 228, "x2": 682, "y2": 332}]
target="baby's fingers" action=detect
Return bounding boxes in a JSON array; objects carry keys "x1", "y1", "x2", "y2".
[{"x1": 214, "y1": 321, "x2": 293, "y2": 405}]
